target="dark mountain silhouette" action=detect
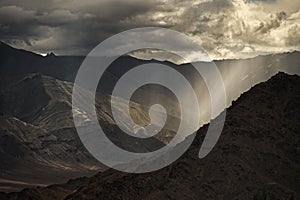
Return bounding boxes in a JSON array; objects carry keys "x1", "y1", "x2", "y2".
[
  {"x1": 1, "y1": 41, "x2": 300, "y2": 80},
  {"x1": 1, "y1": 41, "x2": 299, "y2": 94},
  {"x1": 0, "y1": 41, "x2": 82, "y2": 82},
  {"x1": 1, "y1": 41, "x2": 299, "y2": 126},
  {"x1": 0, "y1": 72, "x2": 299, "y2": 199}
]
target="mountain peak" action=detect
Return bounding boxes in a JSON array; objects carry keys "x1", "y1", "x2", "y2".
[{"x1": 46, "y1": 52, "x2": 56, "y2": 57}]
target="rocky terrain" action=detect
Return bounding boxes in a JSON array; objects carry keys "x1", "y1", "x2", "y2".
[
  {"x1": 0, "y1": 42, "x2": 299, "y2": 198},
  {"x1": 0, "y1": 73, "x2": 170, "y2": 192},
  {"x1": 0, "y1": 74, "x2": 100, "y2": 192},
  {"x1": 0, "y1": 72, "x2": 299, "y2": 199}
]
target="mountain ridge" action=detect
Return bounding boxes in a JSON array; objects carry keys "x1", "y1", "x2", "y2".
[
  {"x1": 1, "y1": 41, "x2": 300, "y2": 65},
  {"x1": 0, "y1": 71, "x2": 299, "y2": 199},
  {"x1": 0, "y1": 42, "x2": 299, "y2": 198}
]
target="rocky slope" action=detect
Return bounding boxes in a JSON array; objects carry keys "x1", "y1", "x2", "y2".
[
  {"x1": 0, "y1": 73, "x2": 168, "y2": 192},
  {"x1": 64, "y1": 72, "x2": 300, "y2": 200},
  {"x1": 0, "y1": 74, "x2": 100, "y2": 192},
  {"x1": 1, "y1": 72, "x2": 299, "y2": 199},
  {"x1": 0, "y1": 41, "x2": 299, "y2": 197}
]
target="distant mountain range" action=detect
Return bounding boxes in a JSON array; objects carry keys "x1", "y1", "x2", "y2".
[
  {"x1": 1, "y1": 41, "x2": 299, "y2": 124},
  {"x1": 0, "y1": 42, "x2": 299, "y2": 199},
  {"x1": 1, "y1": 41, "x2": 300, "y2": 79}
]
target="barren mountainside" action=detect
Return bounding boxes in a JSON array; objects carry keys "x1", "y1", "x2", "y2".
[
  {"x1": 0, "y1": 72, "x2": 299, "y2": 199},
  {"x1": 0, "y1": 73, "x2": 167, "y2": 192},
  {"x1": 0, "y1": 42, "x2": 299, "y2": 198}
]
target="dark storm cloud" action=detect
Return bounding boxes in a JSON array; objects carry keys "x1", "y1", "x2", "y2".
[
  {"x1": 0, "y1": 0, "x2": 299, "y2": 62},
  {"x1": 0, "y1": 0, "x2": 161, "y2": 54}
]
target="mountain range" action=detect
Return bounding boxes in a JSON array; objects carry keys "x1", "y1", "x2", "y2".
[
  {"x1": 0, "y1": 42, "x2": 299, "y2": 199},
  {"x1": 0, "y1": 72, "x2": 299, "y2": 199}
]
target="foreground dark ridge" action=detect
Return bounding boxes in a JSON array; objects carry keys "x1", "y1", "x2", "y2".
[{"x1": 1, "y1": 72, "x2": 299, "y2": 200}]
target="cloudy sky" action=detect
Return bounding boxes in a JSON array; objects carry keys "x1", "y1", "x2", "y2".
[{"x1": 0, "y1": 0, "x2": 299, "y2": 63}]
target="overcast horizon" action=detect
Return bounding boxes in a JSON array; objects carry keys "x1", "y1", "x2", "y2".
[{"x1": 0, "y1": 0, "x2": 299, "y2": 63}]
